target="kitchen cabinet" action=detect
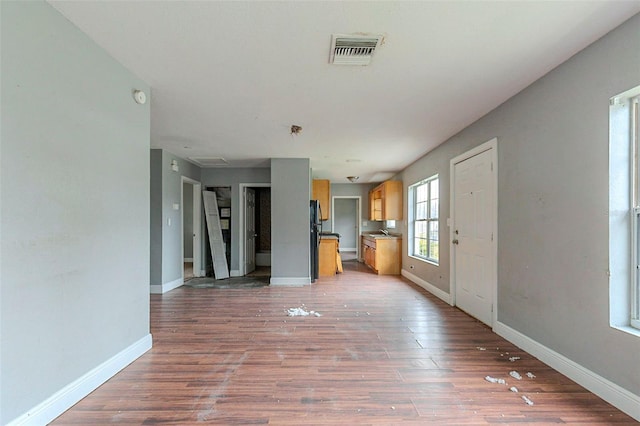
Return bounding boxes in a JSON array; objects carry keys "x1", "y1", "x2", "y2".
[
  {"x1": 369, "y1": 180, "x2": 402, "y2": 221},
  {"x1": 319, "y1": 236, "x2": 338, "y2": 276},
  {"x1": 361, "y1": 235, "x2": 401, "y2": 275},
  {"x1": 313, "y1": 179, "x2": 330, "y2": 220}
]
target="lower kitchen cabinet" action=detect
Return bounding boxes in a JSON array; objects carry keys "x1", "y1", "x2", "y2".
[
  {"x1": 319, "y1": 237, "x2": 338, "y2": 276},
  {"x1": 361, "y1": 236, "x2": 401, "y2": 275}
]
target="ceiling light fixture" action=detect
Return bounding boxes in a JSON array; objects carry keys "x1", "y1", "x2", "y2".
[{"x1": 347, "y1": 176, "x2": 359, "y2": 183}]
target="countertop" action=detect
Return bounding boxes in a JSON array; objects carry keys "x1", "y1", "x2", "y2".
[{"x1": 361, "y1": 232, "x2": 401, "y2": 240}]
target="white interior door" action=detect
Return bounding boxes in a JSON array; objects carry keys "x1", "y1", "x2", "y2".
[
  {"x1": 245, "y1": 187, "x2": 256, "y2": 275},
  {"x1": 453, "y1": 147, "x2": 495, "y2": 326}
]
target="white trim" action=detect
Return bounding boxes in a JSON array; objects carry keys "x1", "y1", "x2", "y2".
[
  {"x1": 493, "y1": 322, "x2": 640, "y2": 422},
  {"x1": 7, "y1": 334, "x2": 152, "y2": 426},
  {"x1": 239, "y1": 183, "x2": 271, "y2": 276},
  {"x1": 230, "y1": 269, "x2": 242, "y2": 277},
  {"x1": 340, "y1": 247, "x2": 357, "y2": 252},
  {"x1": 150, "y1": 277, "x2": 183, "y2": 294},
  {"x1": 184, "y1": 257, "x2": 194, "y2": 262},
  {"x1": 331, "y1": 195, "x2": 361, "y2": 259},
  {"x1": 401, "y1": 269, "x2": 452, "y2": 304},
  {"x1": 270, "y1": 276, "x2": 310, "y2": 286},
  {"x1": 449, "y1": 137, "x2": 498, "y2": 326}
]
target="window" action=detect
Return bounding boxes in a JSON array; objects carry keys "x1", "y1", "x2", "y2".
[
  {"x1": 609, "y1": 85, "x2": 640, "y2": 332},
  {"x1": 409, "y1": 175, "x2": 439, "y2": 264}
]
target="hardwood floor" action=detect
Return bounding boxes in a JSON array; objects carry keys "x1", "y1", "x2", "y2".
[{"x1": 53, "y1": 261, "x2": 636, "y2": 424}]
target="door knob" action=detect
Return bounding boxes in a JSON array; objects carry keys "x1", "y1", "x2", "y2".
[{"x1": 452, "y1": 239, "x2": 459, "y2": 245}]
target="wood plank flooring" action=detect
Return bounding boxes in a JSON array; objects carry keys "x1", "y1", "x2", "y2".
[{"x1": 52, "y1": 261, "x2": 636, "y2": 424}]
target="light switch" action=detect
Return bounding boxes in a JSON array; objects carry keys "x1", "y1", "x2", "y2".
[
  {"x1": 167, "y1": 218, "x2": 171, "y2": 227},
  {"x1": 172, "y1": 203, "x2": 180, "y2": 210}
]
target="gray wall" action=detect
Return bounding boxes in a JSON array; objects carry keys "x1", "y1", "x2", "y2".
[
  {"x1": 1, "y1": 2, "x2": 151, "y2": 423},
  {"x1": 271, "y1": 159, "x2": 311, "y2": 284},
  {"x1": 183, "y1": 182, "x2": 194, "y2": 259},
  {"x1": 200, "y1": 167, "x2": 271, "y2": 272},
  {"x1": 149, "y1": 150, "x2": 201, "y2": 286},
  {"x1": 150, "y1": 150, "x2": 163, "y2": 285},
  {"x1": 398, "y1": 13, "x2": 640, "y2": 396},
  {"x1": 327, "y1": 183, "x2": 383, "y2": 233}
]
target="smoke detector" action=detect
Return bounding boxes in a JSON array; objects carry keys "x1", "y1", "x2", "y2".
[{"x1": 330, "y1": 34, "x2": 383, "y2": 66}]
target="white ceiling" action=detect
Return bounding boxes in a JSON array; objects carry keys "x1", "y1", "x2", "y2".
[{"x1": 49, "y1": 1, "x2": 640, "y2": 183}]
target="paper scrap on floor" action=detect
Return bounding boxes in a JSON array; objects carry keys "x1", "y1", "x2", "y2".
[
  {"x1": 522, "y1": 395, "x2": 534, "y2": 406},
  {"x1": 485, "y1": 376, "x2": 506, "y2": 384},
  {"x1": 287, "y1": 307, "x2": 321, "y2": 317},
  {"x1": 509, "y1": 371, "x2": 522, "y2": 380}
]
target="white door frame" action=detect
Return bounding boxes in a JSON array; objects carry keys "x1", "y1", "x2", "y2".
[
  {"x1": 181, "y1": 176, "x2": 203, "y2": 278},
  {"x1": 239, "y1": 183, "x2": 271, "y2": 277},
  {"x1": 449, "y1": 137, "x2": 498, "y2": 326},
  {"x1": 331, "y1": 196, "x2": 361, "y2": 259}
]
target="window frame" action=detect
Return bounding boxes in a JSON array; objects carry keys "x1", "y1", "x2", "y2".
[
  {"x1": 408, "y1": 175, "x2": 439, "y2": 265},
  {"x1": 631, "y1": 94, "x2": 640, "y2": 329}
]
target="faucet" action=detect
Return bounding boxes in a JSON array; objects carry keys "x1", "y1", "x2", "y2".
[{"x1": 380, "y1": 229, "x2": 389, "y2": 235}]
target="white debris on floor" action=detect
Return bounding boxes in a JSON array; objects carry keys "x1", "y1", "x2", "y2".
[
  {"x1": 509, "y1": 371, "x2": 522, "y2": 380},
  {"x1": 522, "y1": 395, "x2": 534, "y2": 406},
  {"x1": 509, "y1": 386, "x2": 518, "y2": 393},
  {"x1": 526, "y1": 372, "x2": 536, "y2": 379},
  {"x1": 476, "y1": 347, "x2": 487, "y2": 351},
  {"x1": 485, "y1": 376, "x2": 506, "y2": 384},
  {"x1": 508, "y1": 356, "x2": 521, "y2": 362},
  {"x1": 287, "y1": 307, "x2": 322, "y2": 317}
]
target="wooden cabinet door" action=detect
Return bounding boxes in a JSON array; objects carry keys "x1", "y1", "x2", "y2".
[{"x1": 313, "y1": 179, "x2": 330, "y2": 220}]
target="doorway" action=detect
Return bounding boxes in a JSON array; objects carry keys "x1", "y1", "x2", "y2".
[
  {"x1": 450, "y1": 138, "x2": 497, "y2": 326},
  {"x1": 239, "y1": 183, "x2": 271, "y2": 277},
  {"x1": 332, "y1": 196, "x2": 361, "y2": 262},
  {"x1": 181, "y1": 177, "x2": 202, "y2": 281}
]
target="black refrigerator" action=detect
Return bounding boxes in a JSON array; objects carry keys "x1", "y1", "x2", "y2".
[{"x1": 310, "y1": 200, "x2": 322, "y2": 282}]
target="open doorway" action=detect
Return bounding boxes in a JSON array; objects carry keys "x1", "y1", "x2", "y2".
[
  {"x1": 240, "y1": 183, "x2": 271, "y2": 278},
  {"x1": 181, "y1": 177, "x2": 202, "y2": 282},
  {"x1": 332, "y1": 196, "x2": 361, "y2": 263}
]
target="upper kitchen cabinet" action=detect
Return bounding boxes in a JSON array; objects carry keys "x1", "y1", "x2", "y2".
[
  {"x1": 369, "y1": 180, "x2": 403, "y2": 221},
  {"x1": 312, "y1": 179, "x2": 330, "y2": 220}
]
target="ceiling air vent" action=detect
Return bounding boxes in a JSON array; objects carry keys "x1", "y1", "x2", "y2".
[{"x1": 330, "y1": 34, "x2": 383, "y2": 66}]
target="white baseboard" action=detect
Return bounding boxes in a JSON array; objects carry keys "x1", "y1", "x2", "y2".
[
  {"x1": 150, "y1": 277, "x2": 183, "y2": 294},
  {"x1": 7, "y1": 334, "x2": 152, "y2": 426},
  {"x1": 230, "y1": 269, "x2": 242, "y2": 277},
  {"x1": 340, "y1": 247, "x2": 356, "y2": 252},
  {"x1": 401, "y1": 269, "x2": 452, "y2": 305},
  {"x1": 183, "y1": 257, "x2": 194, "y2": 262},
  {"x1": 270, "y1": 276, "x2": 310, "y2": 286},
  {"x1": 493, "y1": 321, "x2": 640, "y2": 422}
]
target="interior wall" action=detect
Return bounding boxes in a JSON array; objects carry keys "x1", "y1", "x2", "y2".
[
  {"x1": 398, "y1": 13, "x2": 640, "y2": 397},
  {"x1": 149, "y1": 151, "x2": 202, "y2": 287},
  {"x1": 150, "y1": 150, "x2": 163, "y2": 286},
  {"x1": 200, "y1": 167, "x2": 270, "y2": 273},
  {"x1": 328, "y1": 183, "x2": 382, "y2": 233},
  {"x1": 1, "y1": 2, "x2": 151, "y2": 423},
  {"x1": 270, "y1": 159, "x2": 311, "y2": 284}
]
